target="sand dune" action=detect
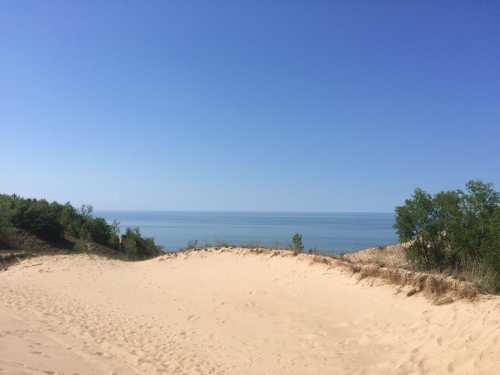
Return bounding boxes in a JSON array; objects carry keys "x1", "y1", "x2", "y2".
[{"x1": 1, "y1": 249, "x2": 500, "y2": 374}]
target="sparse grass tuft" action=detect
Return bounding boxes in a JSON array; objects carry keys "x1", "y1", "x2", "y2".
[{"x1": 460, "y1": 258, "x2": 498, "y2": 294}]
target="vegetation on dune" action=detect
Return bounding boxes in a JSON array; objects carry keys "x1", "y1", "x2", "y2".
[
  {"x1": 0, "y1": 194, "x2": 162, "y2": 259},
  {"x1": 291, "y1": 233, "x2": 304, "y2": 254},
  {"x1": 3, "y1": 181, "x2": 500, "y2": 293},
  {"x1": 395, "y1": 180, "x2": 500, "y2": 292},
  {"x1": 0, "y1": 209, "x2": 13, "y2": 247},
  {"x1": 121, "y1": 227, "x2": 162, "y2": 259}
]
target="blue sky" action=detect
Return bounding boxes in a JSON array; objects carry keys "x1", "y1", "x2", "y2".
[{"x1": 1, "y1": 1, "x2": 499, "y2": 212}]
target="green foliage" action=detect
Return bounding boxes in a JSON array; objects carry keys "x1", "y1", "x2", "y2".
[
  {"x1": 121, "y1": 227, "x2": 162, "y2": 259},
  {"x1": 0, "y1": 194, "x2": 159, "y2": 258},
  {"x1": 0, "y1": 208, "x2": 12, "y2": 246},
  {"x1": 108, "y1": 220, "x2": 121, "y2": 250},
  {"x1": 394, "y1": 180, "x2": 500, "y2": 292},
  {"x1": 291, "y1": 233, "x2": 304, "y2": 253},
  {"x1": 82, "y1": 217, "x2": 113, "y2": 245},
  {"x1": 0, "y1": 195, "x2": 64, "y2": 240},
  {"x1": 59, "y1": 203, "x2": 83, "y2": 237}
]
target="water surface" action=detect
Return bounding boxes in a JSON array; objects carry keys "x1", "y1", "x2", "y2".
[{"x1": 97, "y1": 211, "x2": 397, "y2": 253}]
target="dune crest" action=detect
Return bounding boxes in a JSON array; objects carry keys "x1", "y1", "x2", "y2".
[{"x1": 1, "y1": 249, "x2": 500, "y2": 374}]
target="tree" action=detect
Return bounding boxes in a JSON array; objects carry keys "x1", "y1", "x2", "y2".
[
  {"x1": 109, "y1": 220, "x2": 121, "y2": 250},
  {"x1": 59, "y1": 203, "x2": 83, "y2": 237},
  {"x1": 79, "y1": 204, "x2": 93, "y2": 219},
  {"x1": 9, "y1": 198, "x2": 64, "y2": 241},
  {"x1": 0, "y1": 209, "x2": 12, "y2": 246},
  {"x1": 394, "y1": 180, "x2": 500, "y2": 291},
  {"x1": 121, "y1": 227, "x2": 162, "y2": 259},
  {"x1": 0, "y1": 194, "x2": 161, "y2": 260},
  {"x1": 291, "y1": 233, "x2": 304, "y2": 253}
]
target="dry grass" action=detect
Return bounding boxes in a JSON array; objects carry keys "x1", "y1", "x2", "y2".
[
  {"x1": 342, "y1": 243, "x2": 410, "y2": 268},
  {"x1": 459, "y1": 258, "x2": 498, "y2": 294},
  {"x1": 0, "y1": 251, "x2": 31, "y2": 271},
  {"x1": 336, "y1": 259, "x2": 480, "y2": 301}
]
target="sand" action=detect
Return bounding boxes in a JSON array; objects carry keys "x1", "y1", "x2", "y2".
[{"x1": 1, "y1": 249, "x2": 500, "y2": 375}]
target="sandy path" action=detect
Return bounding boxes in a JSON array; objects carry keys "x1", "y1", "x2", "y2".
[{"x1": 1, "y1": 250, "x2": 500, "y2": 374}]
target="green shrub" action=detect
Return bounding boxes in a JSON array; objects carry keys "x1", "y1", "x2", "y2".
[
  {"x1": 6, "y1": 197, "x2": 64, "y2": 241},
  {"x1": 121, "y1": 227, "x2": 162, "y2": 259},
  {"x1": 0, "y1": 209, "x2": 12, "y2": 246},
  {"x1": 59, "y1": 203, "x2": 84, "y2": 237},
  {"x1": 82, "y1": 217, "x2": 112, "y2": 245},
  {"x1": 291, "y1": 233, "x2": 304, "y2": 253},
  {"x1": 0, "y1": 195, "x2": 150, "y2": 253},
  {"x1": 395, "y1": 180, "x2": 500, "y2": 292}
]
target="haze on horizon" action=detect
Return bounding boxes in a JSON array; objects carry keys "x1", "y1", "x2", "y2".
[{"x1": 1, "y1": 1, "x2": 500, "y2": 212}]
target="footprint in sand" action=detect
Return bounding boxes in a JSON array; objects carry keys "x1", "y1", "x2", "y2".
[{"x1": 447, "y1": 362, "x2": 455, "y2": 373}]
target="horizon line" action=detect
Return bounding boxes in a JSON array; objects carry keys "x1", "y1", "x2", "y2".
[{"x1": 94, "y1": 209, "x2": 395, "y2": 215}]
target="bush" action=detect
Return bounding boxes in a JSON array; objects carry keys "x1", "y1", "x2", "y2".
[
  {"x1": 0, "y1": 209, "x2": 12, "y2": 247},
  {"x1": 4, "y1": 196, "x2": 64, "y2": 241},
  {"x1": 394, "y1": 180, "x2": 500, "y2": 292},
  {"x1": 82, "y1": 217, "x2": 112, "y2": 245},
  {"x1": 291, "y1": 233, "x2": 304, "y2": 253},
  {"x1": 59, "y1": 203, "x2": 84, "y2": 237},
  {"x1": 0, "y1": 195, "x2": 148, "y2": 254},
  {"x1": 0, "y1": 194, "x2": 163, "y2": 260},
  {"x1": 121, "y1": 227, "x2": 162, "y2": 259}
]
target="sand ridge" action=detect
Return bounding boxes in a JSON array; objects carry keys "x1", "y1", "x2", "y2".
[{"x1": 1, "y1": 249, "x2": 500, "y2": 374}]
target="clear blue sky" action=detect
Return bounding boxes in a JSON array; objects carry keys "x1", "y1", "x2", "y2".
[{"x1": 1, "y1": 1, "x2": 499, "y2": 212}]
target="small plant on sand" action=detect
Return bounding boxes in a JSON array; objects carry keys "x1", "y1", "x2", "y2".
[{"x1": 291, "y1": 233, "x2": 304, "y2": 254}]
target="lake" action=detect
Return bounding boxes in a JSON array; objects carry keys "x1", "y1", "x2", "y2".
[{"x1": 97, "y1": 211, "x2": 397, "y2": 253}]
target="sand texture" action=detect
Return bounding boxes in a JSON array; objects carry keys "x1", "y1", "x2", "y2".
[{"x1": 1, "y1": 249, "x2": 500, "y2": 374}]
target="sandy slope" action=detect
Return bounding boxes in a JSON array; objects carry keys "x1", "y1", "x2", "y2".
[{"x1": 1, "y1": 250, "x2": 500, "y2": 375}]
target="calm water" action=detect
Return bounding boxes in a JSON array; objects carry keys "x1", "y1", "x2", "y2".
[{"x1": 97, "y1": 211, "x2": 397, "y2": 253}]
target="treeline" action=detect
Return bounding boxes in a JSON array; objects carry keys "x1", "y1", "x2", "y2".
[
  {"x1": 395, "y1": 180, "x2": 500, "y2": 292},
  {"x1": 0, "y1": 194, "x2": 162, "y2": 259}
]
